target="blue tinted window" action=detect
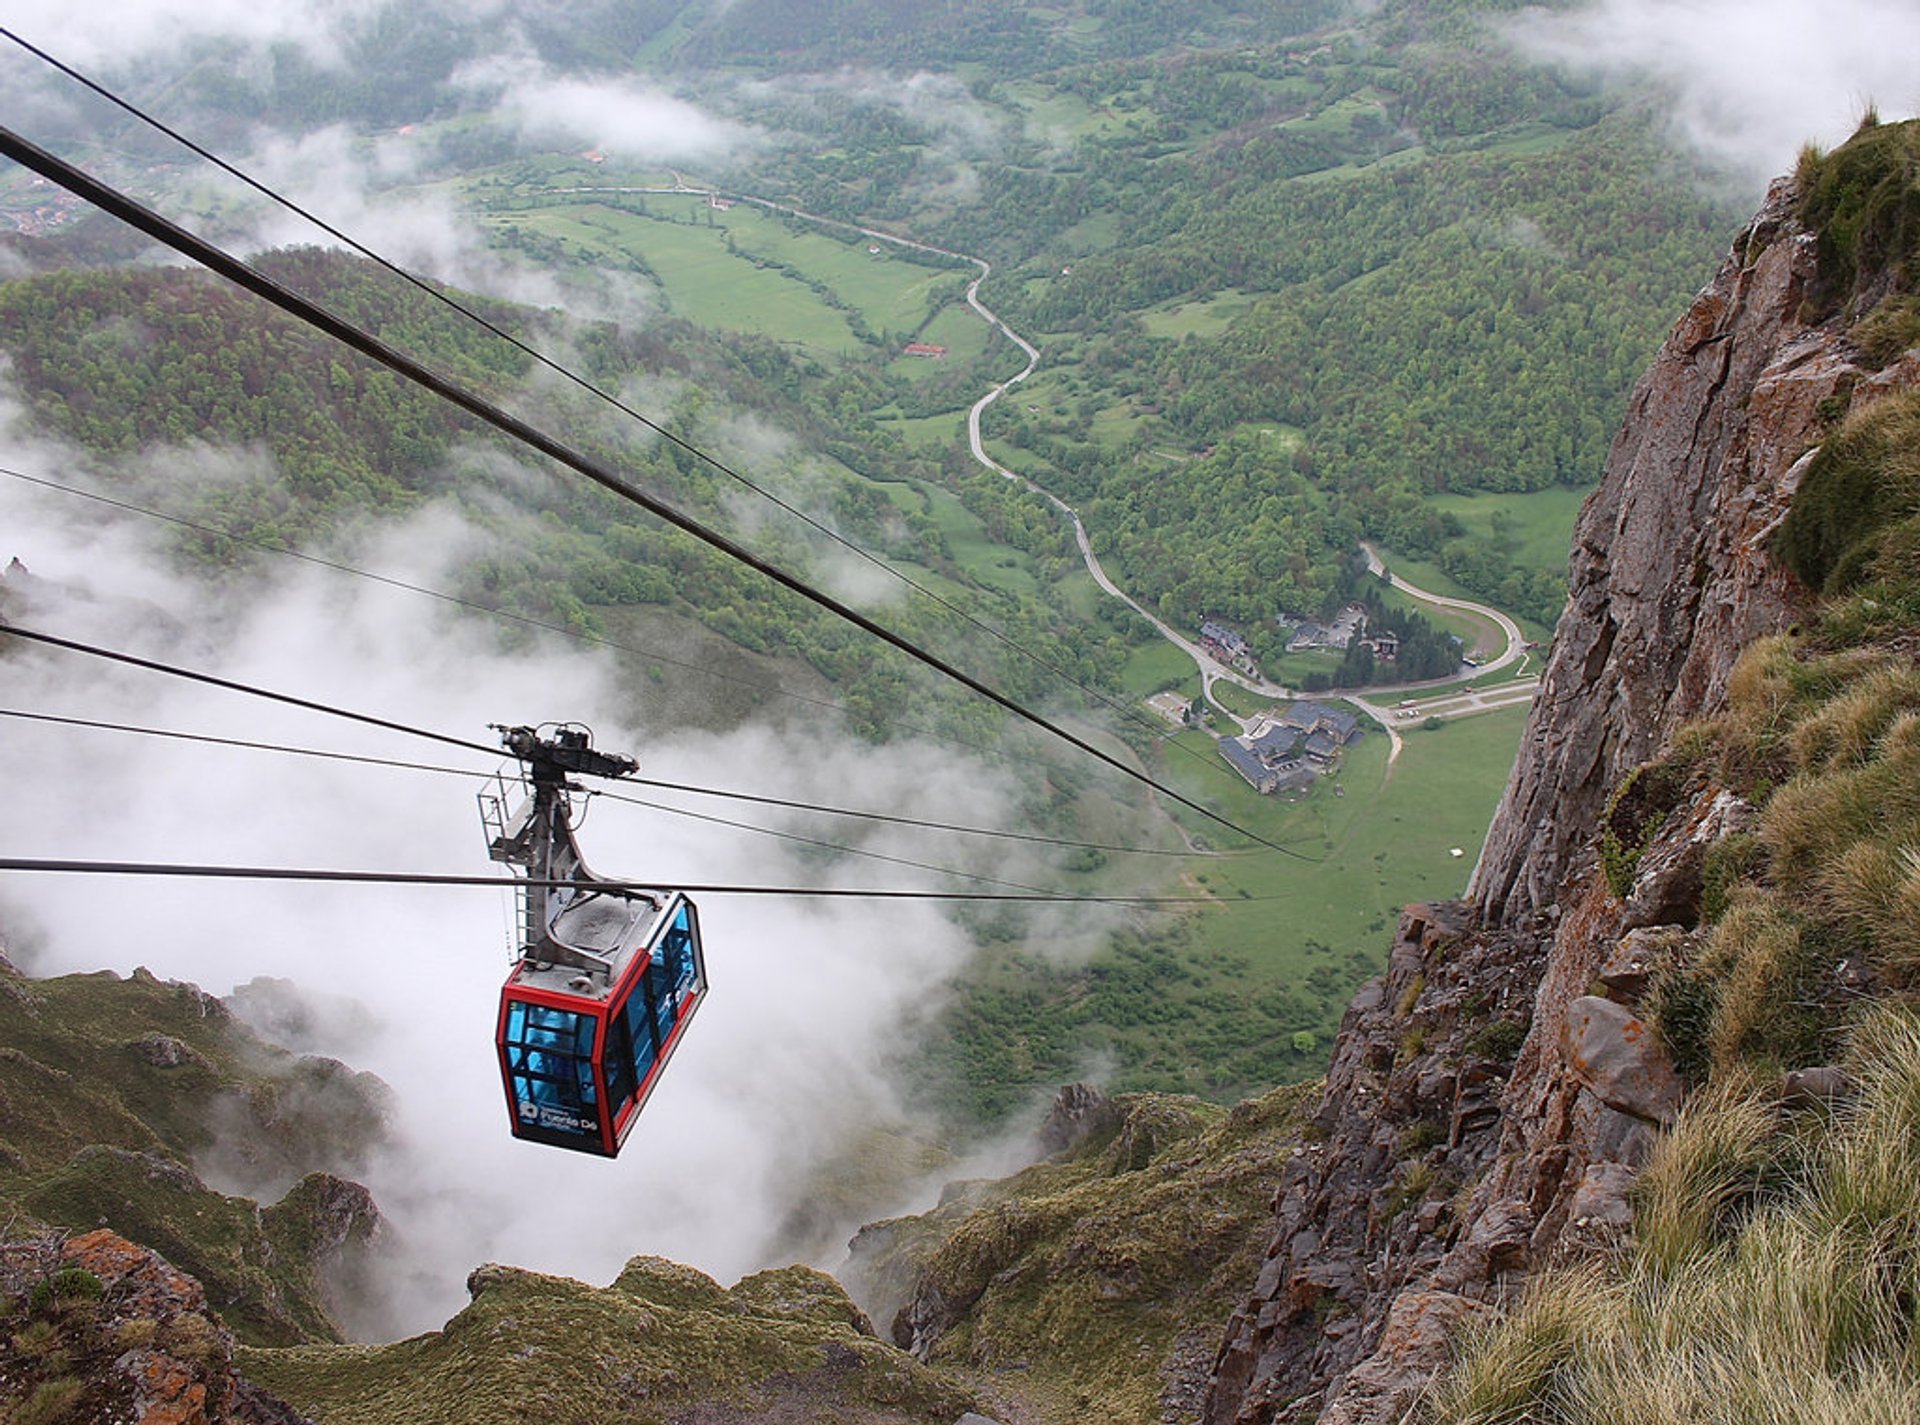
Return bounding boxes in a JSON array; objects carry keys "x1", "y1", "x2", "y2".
[{"x1": 503, "y1": 1001, "x2": 599, "y2": 1137}]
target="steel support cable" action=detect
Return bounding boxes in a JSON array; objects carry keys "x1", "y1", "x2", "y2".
[
  {"x1": 0, "y1": 623, "x2": 499, "y2": 759},
  {"x1": 575, "y1": 791, "x2": 1060, "y2": 895},
  {"x1": 0, "y1": 705, "x2": 1203, "y2": 857},
  {"x1": 0, "y1": 704, "x2": 1049, "y2": 893},
  {"x1": 0, "y1": 25, "x2": 1208, "y2": 770},
  {"x1": 0, "y1": 857, "x2": 1243, "y2": 904},
  {"x1": 0, "y1": 126, "x2": 1303, "y2": 859}
]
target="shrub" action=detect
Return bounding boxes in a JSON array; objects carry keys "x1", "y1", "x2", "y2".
[
  {"x1": 1646, "y1": 959, "x2": 1719, "y2": 1085},
  {"x1": 1700, "y1": 832, "x2": 1759, "y2": 923},
  {"x1": 1700, "y1": 892, "x2": 1818, "y2": 1075},
  {"x1": 1463, "y1": 1018, "x2": 1526, "y2": 1062},
  {"x1": 1854, "y1": 293, "x2": 1920, "y2": 367},
  {"x1": 12, "y1": 1378, "x2": 85, "y2": 1425},
  {"x1": 27, "y1": 1269, "x2": 102, "y2": 1317}
]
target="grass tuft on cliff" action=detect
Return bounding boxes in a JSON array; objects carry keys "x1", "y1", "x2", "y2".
[
  {"x1": 1796, "y1": 116, "x2": 1920, "y2": 321},
  {"x1": 1428, "y1": 1009, "x2": 1920, "y2": 1425}
]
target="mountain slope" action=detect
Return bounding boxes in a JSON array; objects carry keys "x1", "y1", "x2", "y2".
[
  {"x1": 1205, "y1": 115, "x2": 1920, "y2": 1425},
  {"x1": 0, "y1": 951, "x2": 388, "y2": 1346}
]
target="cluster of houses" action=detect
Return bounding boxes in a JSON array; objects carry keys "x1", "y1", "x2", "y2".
[
  {"x1": 5, "y1": 175, "x2": 82, "y2": 236},
  {"x1": 1197, "y1": 618, "x2": 1261, "y2": 678},
  {"x1": 1217, "y1": 701, "x2": 1364, "y2": 795},
  {"x1": 1199, "y1": 605, "x2": 1405, "y2": 678}
]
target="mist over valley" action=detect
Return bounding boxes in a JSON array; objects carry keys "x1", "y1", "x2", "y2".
[{"x1": 0, "y1": 3, "x2": 1913, "y2": 1421}]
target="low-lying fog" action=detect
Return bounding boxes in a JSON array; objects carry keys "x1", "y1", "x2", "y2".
[{"x1": 0, "y1": 435, "x2": 1047, "y2": 1337}]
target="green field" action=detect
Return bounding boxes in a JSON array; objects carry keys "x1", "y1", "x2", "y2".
[
  {"x1": 948, "y1": 699, "x2": 1536, "y2": 1102},
  {"x1": 875, "y1": 409, "x2": 968, "y2": 447},
  {"x1": 886, "y1": 300, "x2": 997, "y2": 375},
  {"x1": 1139, "y1": 290, "x2": 1258, "y2": 340},
  {"x1": 484, "y1": 203, "x2": 858, "y2": 349},
  {"x1": 1207, "y1": 679, "x2": 1269, "y2": 720},
  {"x1": 1375, "y1": 581, "x2": 1502, "y2": 660},
  {"x1": 1428, "y1": 485, "x2": 1591, "y2": 576},
  {"x1": 1168, "y1": 703, "x2": 1526, "y2": 961},
  {"x1": 480, "y1": 197, "x2": 978, "y2": 358},
  {"x1": 999, "y1": 81, "x2": 1137, "y2": 143},
  {"x1": 1118, "y1": 639, "x2": 1201, "y2": 699},
  {"x1": 915, "y1": 482, "x2": 1045, "y2": 599}
]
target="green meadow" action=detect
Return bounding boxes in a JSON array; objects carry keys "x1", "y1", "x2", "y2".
[
  {"x1": 1167, "y1": 703, "x2": 1525, "y2": 959},
  {"x1": 1138, "y1": 289, "x2": 1257, "y2": 340},
  {"x1": 479, "y1": 196, "x2": 975, "y2": 357}
]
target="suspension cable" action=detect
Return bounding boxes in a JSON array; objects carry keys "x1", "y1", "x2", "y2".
[
  {"x1": 0, "y1": 857, "x2": 1237, "y2": 904},
  {"x1": 0, "y1": 125, "x2": 1301, "y2": 858},
  {"x1": 0, "y1": 705, "x2": 1201, "y2": 856},
  {"x1": 0, "y1": 23, "x2": 1207, "y2": 765}
]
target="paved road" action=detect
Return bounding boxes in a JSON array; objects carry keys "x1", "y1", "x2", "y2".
[
  {"x1": 534, "y1": 181, "x2": 1539, "y2": 755},
  {"x1": 1359, "y1": 541, "x2": 1526, "y2": 676}
]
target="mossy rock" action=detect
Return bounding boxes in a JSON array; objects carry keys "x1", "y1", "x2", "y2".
[
  {"x1": 610, "y1": 1254, "x2": 739, "y2": 1314},
  {"x1": 242, "y1": 1256, "x2": 979, "y2": 1425},
  {"x1": 731, "y1": 1265, "x2": 876, "y2": 1334},
  {"x1": 849, "y1": 1083, "x2": 1315, "y2": 1425}
]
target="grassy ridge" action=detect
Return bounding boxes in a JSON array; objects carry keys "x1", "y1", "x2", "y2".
[
  {"x1": 0, "y1": 963, "x2": 389, "y2": 1345},
  {"x1": 244, "y1": 1258, "x2": 977, "y2": 1425}
]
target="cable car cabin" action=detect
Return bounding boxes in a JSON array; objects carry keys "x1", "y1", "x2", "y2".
[
  {"x1": 496, "y1": 891, "x2": 706, "y2": 1156},
  {"x1": 481, "y1": 723, "x2": 708, "y2": 1158}
]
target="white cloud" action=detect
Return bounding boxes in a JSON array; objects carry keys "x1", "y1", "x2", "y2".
[
  {"x1": 0, "y1": 0, "x2": 390, "y2": 70},
  {"x1": 455, "y1": 53, "x2": 758, "y2": 165},
  {"x1": 1509, "y1": 0, "x2": 1920, "y2": 187},
  {"x1": 0, "y1": 418, "x2": 1036, "y2": 1335}
]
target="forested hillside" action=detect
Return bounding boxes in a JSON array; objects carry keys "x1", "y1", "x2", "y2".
[{"x1": 0, "y1": 0, "x2": 1752, "y2": 1122}]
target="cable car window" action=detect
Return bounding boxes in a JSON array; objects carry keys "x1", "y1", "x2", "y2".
[
  {"x1": 662, "y1": 905, "x2": 695, "y2": 990},
  {"x1": 503, "y1": 1002, "x2": 599, "y2": 1134},
  {"x1": 623, "y1": 979, "x2": 660, "y2": 1092}
]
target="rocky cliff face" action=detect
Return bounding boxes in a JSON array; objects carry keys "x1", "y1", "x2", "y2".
[{"x1": 1204, "y1": 167, "x2": 1920, "y2": 1425}]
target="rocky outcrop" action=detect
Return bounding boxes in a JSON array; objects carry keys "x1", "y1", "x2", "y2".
[
  {"x1": 0, "y1": 961, "x2": 393, "y2": 1347},
  {"x1": 1206, "y1": 163, "x2": 1920, "y2": 1425},
  {"x1": 846, "y1": 1085, "x2": 1314, "y2": 1425},
  {"x1": 1202, "y1": 905, "x2": 1542, "y2": 1424},
  {"x1": 0, "y1": 1229, "x2": 312, "y2": 1424}
]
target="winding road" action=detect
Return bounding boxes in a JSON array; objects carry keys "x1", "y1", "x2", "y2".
[
  {"x1": 534, "y1": 179, "x2": 1537, "y2": 762},
  {"x1": 949, "y1": 281, "x2": 1537, "y2": 764}
]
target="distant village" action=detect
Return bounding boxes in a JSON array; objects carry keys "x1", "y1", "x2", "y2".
[
  {"x1": 1216, "y1": 700, "x2": 1365, "y2": 795},
  {"x1": 1182, "y1": 606, "x2": 1436, "y2": 796}
]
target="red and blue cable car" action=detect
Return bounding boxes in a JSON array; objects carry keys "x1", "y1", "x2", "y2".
[{"x1": 481, "y1": 725, "x2": 707, "y2": 1157}]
